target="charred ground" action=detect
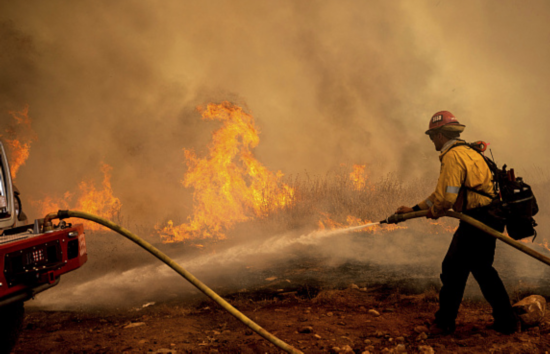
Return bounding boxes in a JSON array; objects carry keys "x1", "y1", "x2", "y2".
[{"x1": 15, "y1": 284, "x2": 550, "y2": 354}]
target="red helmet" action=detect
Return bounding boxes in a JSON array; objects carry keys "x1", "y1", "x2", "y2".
[{"x1": 425, "y1": 111, "x2": 465, "y2": 135}]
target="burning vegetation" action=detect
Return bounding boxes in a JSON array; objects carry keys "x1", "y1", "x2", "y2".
[
  {"x1": 158, "y1": 102, "x2": 294, "y2": 243},
  {"x1": 32, "y1": 163, "x2": 122, "y2": 231},
  {"x1": 3, "y1": 105, "x2": 36, "y2": 180},
  {"x1": 349, "y1": 164, "x2": 372, "y2": 191},
  {"x1": 3, "y1": 106, "x2": 121, "y2": 232},
  {"x1": 155, "y1": 102, "x2": 426, "y2": 244},
  {"x1": 4, "y1": 102, "x2": 550, "y2": 255},
  {"x1": 0, "y1": 103, "x2": 463, "y2": 241}
]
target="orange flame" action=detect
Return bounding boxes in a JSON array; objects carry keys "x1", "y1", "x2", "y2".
[
  {"x1": 348, "y1": 164, "x2": 376, "y2": 191},
  {"x1": 3, "y1": 105, "x2": 37, "y2": 179},
  {"x1": 34, "y1": 163, "x2": 121, "y2": 230},
  {"x1": 521, "y1": 239, "x2": 550, "y2": 254},
  {"x1": 350, "y1": 164, "x2": 367, "y2": 190},
  {"x1": 159, "y1": 102, "x2": 294, "y2": 243}
]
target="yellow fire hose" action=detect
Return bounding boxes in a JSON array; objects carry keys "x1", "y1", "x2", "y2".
[
  {"x1": 42, "y1": 209, "x2": 550, "y2": 353},
  {"x1": 381, "y1": 210, "x2": 550, "y2": 267},
  {"x1": 43, "y1": 210, "x2": 303, "y2": 354}
]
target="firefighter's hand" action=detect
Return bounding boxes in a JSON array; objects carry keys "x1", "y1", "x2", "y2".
[
  {"x1": 426, "y1": 208, "x2": 440, "y2": 219},
  {"x1": 395, "y1": 206, "x2": 413, "y2": 214}
]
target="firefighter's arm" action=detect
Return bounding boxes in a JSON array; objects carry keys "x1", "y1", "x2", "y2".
[
  {"x1": 430, "y1": 151, "x2": 466, "y2": 218},
  {"x1": 395, "y1": 192, "x2": 436, "y2": 214},
  {"x1": 415, "y1": 192, "x2": 436, "y2": 211}
]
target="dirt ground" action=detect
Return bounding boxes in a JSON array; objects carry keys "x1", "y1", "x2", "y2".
[{"x1": 13, "y1": 286, "x2": 550, "y2": 354}]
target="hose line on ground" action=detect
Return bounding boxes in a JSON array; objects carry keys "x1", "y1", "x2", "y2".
[
  {"x1": 43, "y1": 209, "x2": 549, "y2": 353},
  {"x1": 44, "y1": 210, "x2": 303, "y2": 354},
  {"x1": 380, "y1": 210, "x2": 550, "y2": 267}
]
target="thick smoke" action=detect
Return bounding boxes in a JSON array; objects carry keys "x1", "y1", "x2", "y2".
[
  {"x1": 2, "y1": 1, "x2": 550, "y2": 222},
  {"x1": 2, "y1": 1, "x2": 550, "y2": 309}
]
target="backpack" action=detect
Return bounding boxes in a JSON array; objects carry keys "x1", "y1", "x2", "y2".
[{"x1": 450, "y1": 141, "x2": 538, "y2": 241}]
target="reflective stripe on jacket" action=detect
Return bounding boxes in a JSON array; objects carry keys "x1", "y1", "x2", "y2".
[{"x1": 417, "y1": 140, "x2": 495, "y2": 217}]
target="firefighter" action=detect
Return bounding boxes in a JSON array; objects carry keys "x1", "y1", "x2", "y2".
[{"x1": 396, "y1": 111, "x2": 518, "y2": 335}]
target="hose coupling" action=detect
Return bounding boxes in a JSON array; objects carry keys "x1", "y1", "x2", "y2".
[{"x1": 43, "y1": 221, "x2": 53, "y2": 232}]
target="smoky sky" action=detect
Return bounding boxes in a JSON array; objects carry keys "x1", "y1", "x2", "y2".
[{"x1": 1, "y1": 0, "x2": 550, "y2": 224}]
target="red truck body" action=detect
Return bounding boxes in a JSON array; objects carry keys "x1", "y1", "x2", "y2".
[
  {"x1": 0, "y1": 141, "x2": 89, "y2": 352},
  {"x1": 0, "y1": 224, "x2": 87, "y2": 304}
]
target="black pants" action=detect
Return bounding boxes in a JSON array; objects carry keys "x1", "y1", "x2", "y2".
[{"x1": 435, "y1": 208, "x2": 515, "y2": 328}]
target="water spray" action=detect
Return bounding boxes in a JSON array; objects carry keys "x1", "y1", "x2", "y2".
[
  {"x1": 378, "y1": 210, "x2": 550, "y2": 267},
  {"x1": 320, "y1": 221, "x2": 381, "y2": 236},
  {"x1": 39, "y1": 209, "x2": 550, "y2": 354},
  {"x1": 43, "y1": 210, "x2": 303, "y2": 354}
]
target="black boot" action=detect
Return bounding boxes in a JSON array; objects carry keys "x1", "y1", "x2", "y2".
[
  {"x1": 429, "y1": 319, "x2": 456, "y2": 335},
  {"x1": 490, "y1": 315, "x2": 520, "y2": 335}
]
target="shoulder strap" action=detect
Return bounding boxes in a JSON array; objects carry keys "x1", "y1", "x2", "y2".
[
  {"x1": 463, "y1": 185, "x2": 494, "y2": 199},
  {"x1": 443, "y1": 141, "x2": 497, "y2": 200}
]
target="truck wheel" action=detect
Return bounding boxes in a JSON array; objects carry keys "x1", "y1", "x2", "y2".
[{"x1": 0, "y1": 301, "x2": 24, "y2": 354}]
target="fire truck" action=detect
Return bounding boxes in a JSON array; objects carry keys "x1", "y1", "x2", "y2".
[{"x1": 0, "y1": 142, "x2": 87, "y2": 353}]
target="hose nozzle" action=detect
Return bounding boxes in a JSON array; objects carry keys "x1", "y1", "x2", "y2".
[
  {"x1": 380, "y1": 210, "x2": 430, "y2": 224},
  {"x1": 380, "y1": 213, "x2": 406, "y2": 224}
]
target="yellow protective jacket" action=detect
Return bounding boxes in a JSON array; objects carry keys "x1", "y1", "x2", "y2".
[{"x1": 417, "y1": 140, "x2": 495, "y2": 217}]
